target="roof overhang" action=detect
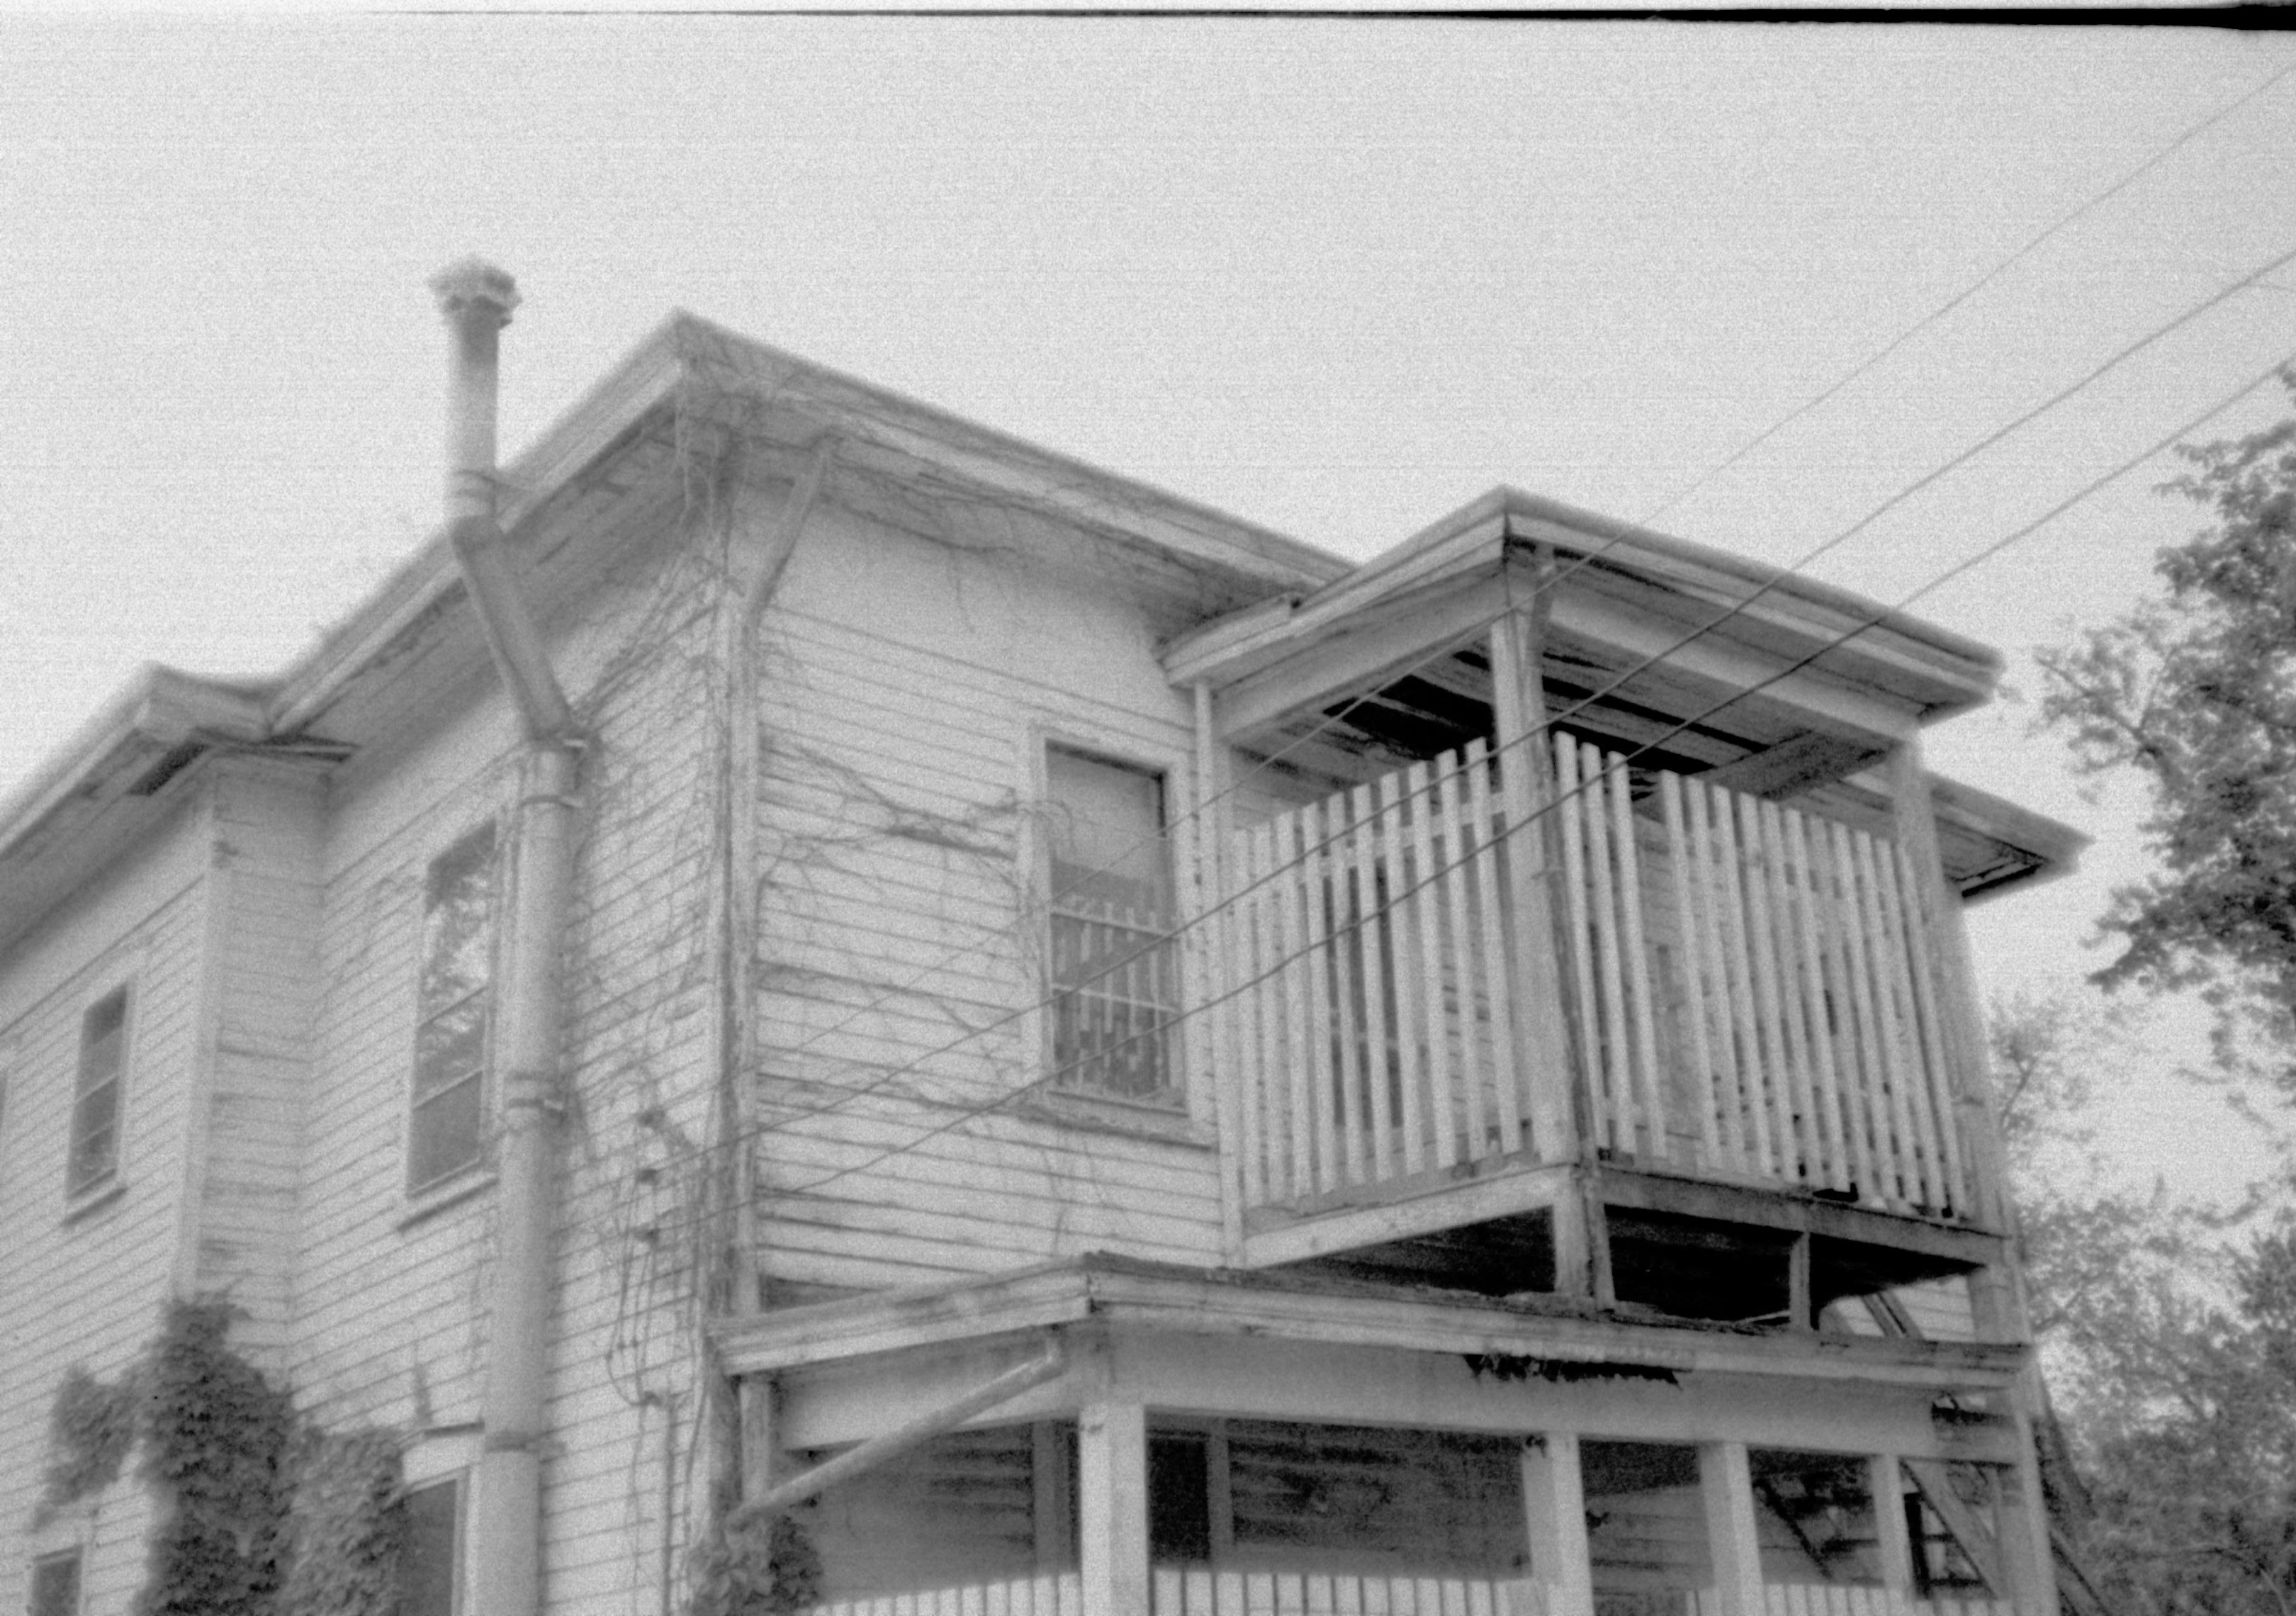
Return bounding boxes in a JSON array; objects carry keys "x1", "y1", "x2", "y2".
[
  {"x1": 1164, "y1": 487, "x2": 2000, "y2": 756},
  {"x1": 715, "y1": 1255, "x2": 2027, "y2": 1463},
  {"x1": 0, "y1": 312, "x2": 1352, "y2": 949},
  {"x1": 0, "y1": 667, "x2": 296, "y2": 950}
]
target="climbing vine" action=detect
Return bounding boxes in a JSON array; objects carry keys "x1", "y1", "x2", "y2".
[
  {"x1": 42, "y1": 1362, "x2": 139, "y2": 1512},
  {"x1": 276, "y1": 1430, "x2": 404, "y2": 1616},
  {"x1": 136, "y1": 1299, "x2": 294, "y2": 1616},
  {"x1": 687, "y1": 1511, "x2": 823, "y2": 1616}
]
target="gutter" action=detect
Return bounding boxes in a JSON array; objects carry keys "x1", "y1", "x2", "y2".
[{"x1": 431, "y1": 259, "x2": 580, "y2": 1616}]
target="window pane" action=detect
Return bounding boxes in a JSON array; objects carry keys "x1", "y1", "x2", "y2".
[
  {"x1": 421, "y1": 828, "x2": 495, "y2": 1007},
  {"x1": 67, "y1": 989, "x2": 128, "y2": 1194},
  {"x1": 1047, "y1": 749, "x2": 1178, "y2": 1100},
  {"x1": 1750, "y1": 1449, "x2": 1882, "y2": 1586},
  {"x1": 402, "y1": 1479, "x2": 461, "y2": 1616},
  {"x1": 31, "y1": 1551, "x2": 82, "y2": 1616},
  {"x1": 1047, "y1": 749, "x2": 1168, "y2": 911},
  {"x1": 410, "y1": 1074, "x2": 483, "y2": 1189},
  {"x1": 414, "y1": 998, "x2": 487, "y2": 1103}
]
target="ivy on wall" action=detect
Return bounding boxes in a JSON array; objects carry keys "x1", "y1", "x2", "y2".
[
  {"x1": 42, "y1": 1363, "x2": 140, "y2": 1513},
  {"x1": 136, "y1": 1299, "x2": 294, "y2": 1616},
  {"x1": 276, "y1": 1430, "x2": 404, "y2": 1616},
  {"x1": 689, "y1": 1512, "x2": 823, "y2": 1616},
  {"x1": 43, "y1": 1303, "x2": 414, "y2": 1616}
]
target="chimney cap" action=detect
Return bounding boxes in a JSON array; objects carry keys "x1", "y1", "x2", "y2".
[{"x1": 431, "y1": 257, "x2": 520, "y2": 324}]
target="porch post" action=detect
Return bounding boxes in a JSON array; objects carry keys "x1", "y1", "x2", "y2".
[
  {"x1": 1697, "y1": 1440, "x2": 1766, "y2": 1616},
  {"x1": 1520, "y1": 1432, "x2": 1594, "y2": 1616},
  {"x1": 1078, "y1": 1399, "x2": 1150, "y2": 1616},
  {"x1": 1488, "y1": 552, "x2": 1590, "y2": 1294},
  {"x1": 1869, "y1": 1454, "x2": 1917, "y2": 1595}
]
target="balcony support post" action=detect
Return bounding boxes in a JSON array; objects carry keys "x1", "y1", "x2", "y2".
[
  {"x1": 1194, "y1": 681, "x2": 1247, "y2": 1264},
  {"x1": 1490, "y1": 549, "x2": 1594, "y2": 1295},
  {"x1": 1521, "y1": 1432, "x2": 1595, "y2": 1616},
  {"x1": 1888, "y1": 737, "x2": 2060, "y2": 1616}
]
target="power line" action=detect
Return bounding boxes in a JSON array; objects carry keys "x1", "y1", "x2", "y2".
[
  {"x1": 617, "y1": 269, "x2": 2296, "y2": 1230},
  {"x1": 680, "y1": 77, "x2": 2296, "y2": 1121},
  {"x1": 701, "y1": 231, "x2": 2296, "y2": 1165},
  {"x1": 702, "y1": 344, "x2": 2296, "y2": 1221},
  {"x1": 1625, "y1": 57, "x2": 2296, "y2": 536}
]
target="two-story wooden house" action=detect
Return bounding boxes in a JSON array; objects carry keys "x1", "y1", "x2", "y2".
[{"x1": 0, "y1": 264, "x2": 2084, "y2": 1616}]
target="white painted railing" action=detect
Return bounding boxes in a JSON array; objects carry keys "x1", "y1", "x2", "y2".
[
  {"x1": 1689, "y1": 1588, "x2": 2012, "y2": 1616},
  {"x1": 1152, "y1": 1569, "x2": 1548, "y2": 1615},
  {"x1": 1222, "y1": 736, "x2": 1971, "y2": 1222},
  {"x1": 805, "y1": 1571, "x2": 1083, "y2": 1616},
  {"x1": 1224, "y1": 739, "x2": 1544, "y2": 1209},
  {"x1": 802, "y1": 1575, "x2": 2008, "y2": 1616}
]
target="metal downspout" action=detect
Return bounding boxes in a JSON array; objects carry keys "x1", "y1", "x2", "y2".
[{"x1": 432, "y1": 259, "x2": 580, "y2": 1616}]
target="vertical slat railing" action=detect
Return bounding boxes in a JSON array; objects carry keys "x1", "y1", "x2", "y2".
[{"x1": 1220, "y1": 746, "x2": 1970, "y2": 1222}]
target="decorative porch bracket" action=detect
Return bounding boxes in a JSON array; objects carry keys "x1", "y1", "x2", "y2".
[{"x1": 726, "y1": 1338, "x2": 1069, "y2": 1530}]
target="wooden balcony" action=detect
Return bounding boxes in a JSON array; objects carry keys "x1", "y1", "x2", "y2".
[{"x1": 1210, "y1": 736, "x2": 1989, "y2": 1276}]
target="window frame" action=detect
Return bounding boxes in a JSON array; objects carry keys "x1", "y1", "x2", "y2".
[
  {"x1": 1026, "y1": 731, "x2": 1191, "y2": 1113},
  {"x1": 63, "y1": 982, "x2": 133, "y2": 1205},
  {"x1": 406, "y1": 824, "x2": 499, "y2": 1199},
  {"x1": 398, "y1": 1474, "x2": 466, "y2": 1616},
  {"x1": 29, "y1": 1547, "x2": 84, "y2": 1616}
]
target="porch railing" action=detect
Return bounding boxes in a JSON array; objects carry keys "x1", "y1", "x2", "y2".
[
  {"x1": 1221, "y1": 736, "x2": 1971, "y2": 1223},
  {"x1": 799, "y1": 1572, "x2": 2010, "y2": 1616}
]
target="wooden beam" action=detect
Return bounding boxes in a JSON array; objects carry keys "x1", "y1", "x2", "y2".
[
  {"x1": 1702, "y1": 732, "x2": 1890, "y2": 800},
  {"x1": 1886, "y1": 738, "x2": 2018, "y2": 1333},
  {"x1": 1239, "y1": 1160, "x2": 1576, "y2": 1268},
  {"x1": 1593, "y1": 1164, "x2": 2005, "y2": 1269},
  {"x1": 780, "y1": 1330, "x2": 2022, "y2": 1464},
  {"x1": 1216, "y1": 574, "x2": 1504, "y2": 744},
  {"x1": 1078, "y1": 1398, "x2": 1149, "y2": 1616},
  {"x1": 1903, "y1": 1457, "x2": 2009, "y2": 1598},
  {"x1": 1521, "y1": 1433, "x2": 1595, "y2": 1615},
  {"x1": 1489, "y1": 575, "x2": 1582, "y2": 1196}
]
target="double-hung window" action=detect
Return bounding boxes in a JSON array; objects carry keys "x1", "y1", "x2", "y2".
[
  {"x1": 1045, "y1": 747, "x2": 1178, "y2": 1104},
  {"x1": 410, "y1": 826, "x2": 496, "y2": 1193},
  {"x1": 401, "y1": 1477, "x2": 463, "y2": 1615},
  {"x1": 66, "y1": 989, "x2": 128, "y2": 1198},
  {"x1": 30, "y1": 1549, "x2": 82, "y2": 1616}
]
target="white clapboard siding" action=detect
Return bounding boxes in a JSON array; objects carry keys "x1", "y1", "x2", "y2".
[{"x1": 1227, "y1": 739, "x2": 1973, "y2": 1223}]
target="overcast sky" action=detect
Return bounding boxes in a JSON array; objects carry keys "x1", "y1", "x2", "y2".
[{"x1": 5, "y1": 16, "x2": 2293, "y2": 1199}]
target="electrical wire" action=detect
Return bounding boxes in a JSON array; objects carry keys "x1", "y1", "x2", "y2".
[
  {"x1": 689, "y1": 75, "x2": 2296, "y2": 1121},
  {"x1": 660, "y1": 232, "x2": 2296, "y2": 1149},
  {"x1": 617, "y1": 267, "x2": 2296, "y2": 1226},
  {"x1": 670, "y1": 344, "x2": 2296, "y2": 1224}
]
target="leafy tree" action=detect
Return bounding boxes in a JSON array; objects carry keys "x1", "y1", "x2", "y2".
[
  {"x1": 1988, "y1": 992, "x2": 2296, "y2": 1614},
  {"x1": 2037, "y1": 378, "x2": 2296, "y2": 1121}
]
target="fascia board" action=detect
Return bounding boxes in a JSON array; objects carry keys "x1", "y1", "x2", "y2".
[
  {"x1": 669, "y1": 314, "x2": 1350, "y2": 595},
  {"x1": 0, "y1": 666, "x2": 270, "y2": 863},
  {"x1": 1501, "y1": 494, "x2": 2000, "y2": 717},
  {"x1": 714, "y1": 1255, "x2": 2024, "y2": 1393}
]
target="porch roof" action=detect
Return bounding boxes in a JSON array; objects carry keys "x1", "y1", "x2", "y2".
[{"x1": 712, "y1": 1252, "x2": 2026, "y2": 1393}]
